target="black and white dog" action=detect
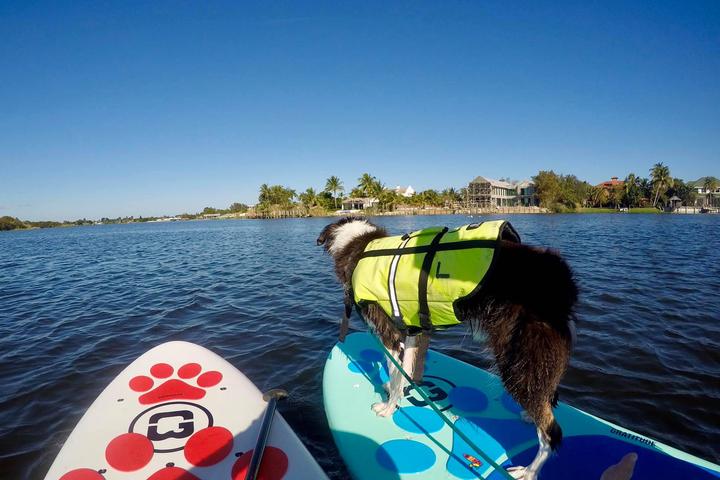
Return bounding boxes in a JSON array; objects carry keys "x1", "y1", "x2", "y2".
[{"x1": 318, "y1": 217, "x2": 578, "y2": 480}]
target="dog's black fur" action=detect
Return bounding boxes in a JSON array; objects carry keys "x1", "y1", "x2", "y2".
[{"x1": 317, "y1": 217, "x2": 577, "y2": 452}]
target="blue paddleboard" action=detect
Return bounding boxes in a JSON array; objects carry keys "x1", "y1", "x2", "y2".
[{"x1": 323, "y1": 332, "x2": 720, "y2": 479}]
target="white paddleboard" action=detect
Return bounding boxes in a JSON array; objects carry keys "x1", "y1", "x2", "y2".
[{"x1": 45, "y1": 341, "x2": 327, "y2": 480}]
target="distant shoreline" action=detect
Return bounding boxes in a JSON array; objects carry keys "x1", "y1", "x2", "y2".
[{"x1": 1, "y1": 207, "x2": 678, "y2": 232}]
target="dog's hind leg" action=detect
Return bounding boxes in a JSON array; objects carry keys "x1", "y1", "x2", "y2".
[
  {"x1": 506, "y1": 424, "x2": 554, "y2": 479},
  {"x1": 494, "y1": 318, "x2": 571, "y2": 480},
  {"x1": 373, "y1": 335, "x2": 417, "y2": 417}
]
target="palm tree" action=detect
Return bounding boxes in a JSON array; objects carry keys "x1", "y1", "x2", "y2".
[
  {"x1": 358, "y1": 173, "x2": 378, "y2": 197},
  {"x1": 703, "y1": 177, "x2": 718, "y2": 207},
  {"x1": 324, "y1": 176, "x2": 344, "y2": 209},
  {"x1": 368, "y1": 180, "x2": 384, "y2": 199},
  {"x1": 258, "y1": 183, "x2": 271, "y2": 206},
  {"x1": 299, "y1": 188, "x2": 317, "y2": 211},
  {"x1": 260, "y1": 184, "x2": 295, "y2": 207},
  {"x1": 378, "y1": 189, "x2": 400, "y2": 212},
  {"x1": 638, "y1": 177, "x2": 653, "y2": 204},
  {"x1": 441, "y1": 188, "x2": 461, "y2": 207},
  {"x1": 421, "y1": 189, "x2": 441, "y2": 207},
  {"x1": 590, "y1": 186, "x2": 608, "y2": 207},
  {"x1": 650, "y1": 163, "x2": 673, "y2": 208},
  {"x1": 624, "y1": 173, "x2": 637, "y2": 209}
]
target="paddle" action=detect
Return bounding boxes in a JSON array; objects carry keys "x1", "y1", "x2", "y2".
[{"x1": 245, "y1": 388, "x2": 289, "y2": 480}]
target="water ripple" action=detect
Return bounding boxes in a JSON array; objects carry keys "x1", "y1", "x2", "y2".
[{"x1": 0, "y1": 215, "x2": 718, "y2": 478}]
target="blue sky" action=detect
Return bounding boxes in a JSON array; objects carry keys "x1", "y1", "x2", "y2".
[{"x1": 1, "y1": 1, "x2": 718, "y2": 220}]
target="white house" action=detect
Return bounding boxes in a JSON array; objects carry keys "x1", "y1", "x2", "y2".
[
  {"x1": 393, "y1": 185, "x2": 415, "y2": 197},
  {"x1": 689, "y1": 177, "x2": 720, "y2": 207},
  {"x1": 341, "y1": 197, "x2": 379, "y2": 211}
]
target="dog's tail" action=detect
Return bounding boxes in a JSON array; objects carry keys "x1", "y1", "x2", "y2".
[
  {"x1": 499, "y1": 315, "x2": 571, "y2": 451},
  {"x1": 548, "y1": 416, "x2": 563, "y2": 450},
  {"x1": 540, "y1": 406, "x2": 563, "y2": 450},
  {"x1": 478, "y1": 242, "x2": 577, "y2": 451}
]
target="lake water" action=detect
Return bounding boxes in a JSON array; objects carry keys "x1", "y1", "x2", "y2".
[{"x1": 1, "y1": 214, "x2": 718, "y2": 479}]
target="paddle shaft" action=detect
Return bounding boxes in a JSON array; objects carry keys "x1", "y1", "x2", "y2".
[{"x1": 245, "y1": 389, "x2": 288, "y2": 480}]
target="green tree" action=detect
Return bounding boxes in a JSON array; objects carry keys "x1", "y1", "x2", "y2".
[
  {"x1": 590, "y1": 186, "x2": 609, "y2": 207},
  {"x1": 609, "y1": 187, "x2": 623, "y2": 209},
  {"x1": 533, "y1": 171, "x2": 561, "y2": 207},
  {"x1": 315, "y1": 191, "x2": 335, "y2": 210},
  {"x1": 650, "y1": 163, "x2": 673, "y2": 208},
  {"x1": 378, "y1": 189, "x2": 401, "y2": 211},
  {"x1": 299, "y1": 188, "x2": 318, "y2": 212},
  {"x1": 324, "y1": 176, "x2": 344, "y2": 209},
  {"x1": 0, "y1": 216, "x2": 27, "y2": 231},
  {"x1": 357, "y1": 173, "x2": 381, "y2": 197},
  {"x1": 371, "y1": 181, "x2": 385, "y2": 198},
  {"x1": 228, "y1": 202, "x2": 248, "y2": 213},
  {"x1": 623, "y1": 173, "x2": 640, "y2": 208},
  {"x1": 557, "y1": 175, "x2": 590, "y2": 208},
  {"x1": 667, "y1": 179, "x2": 696, "y2": 206},
  {"x1": 257, "y1": 184, "x2": 296, "y2": 208},
  {"x1": 418, "y1": 189, "x2": 442, "y2": 207},
  {"x1": 441, "y1": 188, "x2": 462, "y2": 207},
  {"x1": 636, "y1": 177, "x2": 652, "y2": 205},
  {"x1": 258, "y1": 183, "x2": 270, "y2": 205}
]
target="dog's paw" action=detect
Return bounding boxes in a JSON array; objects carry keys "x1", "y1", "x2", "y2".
[
  {"x1": 506, "y1": 466, "x2": 528, "y2": 479},
  {"x1": 371, "y1": 402, "x2": 397, "y2": 417}
]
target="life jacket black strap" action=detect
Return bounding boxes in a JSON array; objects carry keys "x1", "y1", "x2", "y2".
[
  {"x1": 358, "y1": 238, "x2": 497, "y2": 259},
  {"x1": 339, "y1": 289, "x2": 353, "y2": 342},
  {"x1": 417, "y1": 227, "x2": 448, "y2": 331}
]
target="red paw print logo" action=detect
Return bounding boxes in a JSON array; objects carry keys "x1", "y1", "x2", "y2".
[
  {"x1": 129, "y1": 363, "x2": 223, "y2": 404},
  {"x1": 59, "y1": 358, "x2": 290, "y2": 480}
]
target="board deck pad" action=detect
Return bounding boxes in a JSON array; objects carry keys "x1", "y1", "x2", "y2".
[
  {"x1": 323, "y1": 332, "x2": 720, "y2": 479},
  {"x1": 46, "y1": 341, "x2": 327, "y2": 480}
]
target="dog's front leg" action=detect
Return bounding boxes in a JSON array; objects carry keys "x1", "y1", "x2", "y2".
[
  {"x1": 381, "y1": 343, "x2": 401, "y2": 396},
  {"x1": 373, "y1": 335, "x2": 417, "y2": 417}
]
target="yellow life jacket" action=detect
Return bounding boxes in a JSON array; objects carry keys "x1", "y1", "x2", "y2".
[{"x1": 351, "y1": 220, "x2": 519, "y2": 332}]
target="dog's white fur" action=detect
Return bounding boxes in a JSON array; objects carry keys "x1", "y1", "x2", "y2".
[
  {"x1": 327, "y1": 220, "x2": 378, "y2": 255},
  {"x1": 372, "y1": 335, "x2": 417, "y2": 417},
  {"x1": 507, "y1": 429, "x2": 552, "y2": 479}
]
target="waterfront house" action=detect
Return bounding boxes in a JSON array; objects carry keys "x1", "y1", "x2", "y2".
[
  {"x1": 596, "y1": 176, "x2": 625, "y2": 191},
  {"x1": 467, "y1": 176, "x2": 538, "y2": 207},
  {"x1": 516, "y1": 180, "x2": 539, "y2": 207},
  {"x1": 689, "y1": 177, "x2": 720, "y2": 207},
  {"x1": 393, "y1": 185, "x2": 415, "y2": 197},
  {"x1": 341, "y1": 197, "x2": 379, "y2": 210}
]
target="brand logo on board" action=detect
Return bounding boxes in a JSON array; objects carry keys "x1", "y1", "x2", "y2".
[
  {"x1": 403, "y1": 374, "x2": 456, "y2": 412},
  {"x1": 129, "y1": 401, "x2": 214, "y2": 452}
]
